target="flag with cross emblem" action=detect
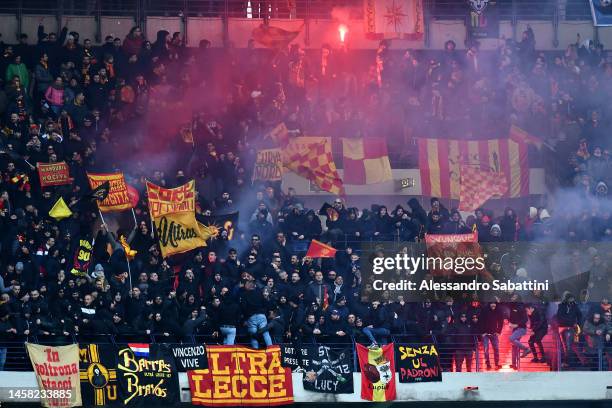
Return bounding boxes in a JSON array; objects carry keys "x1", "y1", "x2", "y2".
[{"x1": 79, "y1": 344, "x2": 120, "y2": 407}]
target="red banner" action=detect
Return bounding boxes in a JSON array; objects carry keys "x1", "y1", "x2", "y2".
[
  {"x1": 188, "y1": 345, "x2": 293, "y2": 406},
  {"x1": 424, "y1": 232, "x2": 485, "y2": 276},
  {"x1": 37, "y1": 162, "x2": 71, "y2": 187},
  {"x1": 87, "y1": 173, "x2": 131, "y2": 212}
]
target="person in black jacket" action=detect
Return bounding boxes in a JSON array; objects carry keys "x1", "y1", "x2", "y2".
[
  {"x1": 240, "y1": 279, "x2": 272, "y2": 348},
  {"x1": 218, "y1": 294, "x2": 241, "y2": 345},
  {"x1": 362, "y1": 300, "x2": 392, "y2": 347},
  {"x1": 481, "y1": 302, "x2": 504, "y2": 369},
  {"x1": 322, "y1": 308, "x2": 350, "y2": 344},
  {"x1": 450, "y1": 313, "x2": 475, "y2": 372},
  {"x1": 526, "y1": 304, "x2": 548, "y2": 363},
  {"x1": 509, "y1": 301, "x2": 530, "y2": 369},
  {"x1": 556, "y1": 291, "x2": 583, "y2": 367}
]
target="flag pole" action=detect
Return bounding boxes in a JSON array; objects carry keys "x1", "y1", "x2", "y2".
[
  {"x1": 98, "y1": 208, "x2": 107, "y2": 228},
  {"x1": 126, "y1": 257, "x2": 133, "y2": 290},
  {"x1": 131, "y1": 208, "x2": 138, "y2": 228}
]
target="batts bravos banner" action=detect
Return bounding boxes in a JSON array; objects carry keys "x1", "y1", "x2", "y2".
[
  {"x1": 252, "y1": 148, "x2": 282, "y2": 181},
  {"x1": 396, "y1": 344, "x2": 442, "y2": 383},
  {"x1": 302, "y1": 346, "x2": 353, "y2": 394},
  {"x1": 146, "y1": 180, "x2": 207, "y2": 257},
  {"x1": 87, "y1": 173, "x2": 132, "y2": 212},
  {"x1": 37, "y1": 162, "x2": 72, "y2": 187},
  {"x1": 188, "y1": 345, "x2": 293, "y2": 406},
  {"x1": 116, "y1": 344, "x2": 179, "y2": 407},
  {"x1": 26, "y1": 343, "x2": 82, "y2": 407}
]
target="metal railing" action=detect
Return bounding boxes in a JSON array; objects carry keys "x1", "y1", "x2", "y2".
[
  {"x1": 0, "y1": 0, "x2": 594, "y2": 20},
  {"x1": 1, "y1": 324, "x2": 608, "y2": 372}
]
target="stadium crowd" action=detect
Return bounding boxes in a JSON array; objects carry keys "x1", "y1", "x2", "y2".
[{"x1": 0, "y1": 23, "x2": 611, "y2": 372}]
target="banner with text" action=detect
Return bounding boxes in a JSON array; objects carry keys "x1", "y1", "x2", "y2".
[
  {"x1": 87, "y1": 173, "x2": 132, "y2": 212},
  {"x1": 27, "y1": 343, "x2": 82, "y2": 407},
  {"x1": 188, "y1": 345, "x2": 293, "y2": 406},
  {"x1": 167, "y1": 344, "x2": 208, "y2": 372},
  {"x1": 37, "y1": 162, "x2": 72, "y2": 187},
  {"x1": 146, "y1": 180, "x2": 207, "y2": 257},
  {"x1": 302, "y1": 346, "x2": 353, "y2": 394},
  {"x1": 116, "y1": 344, "x2": 179, "y2": 407},
  {"x1": 253, "y1": 148, "x2": 282, "y2": 182},
  {"x1": 396, "y1": 344, "x2": 442, "y2": 383}
]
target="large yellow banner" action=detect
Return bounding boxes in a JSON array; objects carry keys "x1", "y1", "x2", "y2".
[{"x1": 146, "y1": 180, "x2": 208, "y2": 257}]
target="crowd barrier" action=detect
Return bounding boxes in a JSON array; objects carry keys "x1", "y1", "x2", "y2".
[{"x1": 1, "y1": 329, "x2": 608, "y2": 372}]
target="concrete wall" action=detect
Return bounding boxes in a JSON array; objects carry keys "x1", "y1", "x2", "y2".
[
  {"x1": 1, "y1": 14, "x2": 611, "y2": 50},
  {"x1": 281, "y1": 168, "x2": 545, "y2": 197},
  {"x1": 0, "y1": 371, "x2": 610, "y2": 403}
]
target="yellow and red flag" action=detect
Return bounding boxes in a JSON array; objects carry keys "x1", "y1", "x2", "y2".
[
  {"x1": 509, "y1": 125, "x2": 543, "y2": 149},
  {"x1": 342, "y1": 138, "x2": 392, "y2": 184},
  {"x1": 146, "y1": 180, "x2": 213, "y2": 257},
  {"x1": 87, "y1": 172, "x2": 131, "y2": 212},
  {"x1": 283, "y1": 137, "x2": 344, "y2": 196},
  {"x1": 356, "y1": 343, "x2": 396, "y2": 402},
  {"x1": 306, "y1": 239, "x2": 337, "y2": 258},
  {"x1": 417, "y1": 137, "x2": 528, "y2": 199},
  {"x1": 458, "y1": 164, "x2": 508, "y2": 211}
]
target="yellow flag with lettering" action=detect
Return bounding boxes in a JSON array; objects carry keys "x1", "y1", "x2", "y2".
[{"x1": 146, "y1": 180, "x2": 211, "y2": 257}]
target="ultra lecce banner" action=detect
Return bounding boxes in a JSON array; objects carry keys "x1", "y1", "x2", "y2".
[
  {"x1": 27, "y1": 343, "x2": 82, "y2": 407},
  {"x1": 87, "y1": 173, "x2": 132, "y2": 212},
  {"x1": 188, "y1": 345, "x2": 293, "y2": 406}
]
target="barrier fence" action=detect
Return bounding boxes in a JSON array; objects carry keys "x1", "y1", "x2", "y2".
[{"x1": 1, "y1": 328, "x2": 608, "y2": 372}]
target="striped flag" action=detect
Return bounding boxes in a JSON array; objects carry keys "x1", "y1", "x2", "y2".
[
  {"x1": 356, "y1": 343, "x2": 396, "y2": 401},
  {"x1": 283, "y1": 137, "x2": 345, "y2": 196},
  {"x1": 459, "y1": 165, "x2": 509, "y2": 211},
  {"x1": 128, "y1": 343, "x2": 149, "y2": 358},
  {"x1": 509, "y1": 125, "x2": 543, "y2": 149},
  {"x1": 417, "y1": 138, "x2": 528, "y2": 199},
  {"x1": 342, "y1": 138, "x2": 392, "y2": 184}
]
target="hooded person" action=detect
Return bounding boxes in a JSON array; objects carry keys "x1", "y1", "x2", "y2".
[
  {"x1": 407, "y1": 198, "x2": 428, "y2": 233},
  {"x1": 152, "y1": 30, "x2": 170, "y2": 60},
  {"x1": 488, "y1": 224, "x2": 503, "y2": 242},
  {"x1": 477, "y1": 215, "x2": 493, "y2": 242},
  {"x1": 500, "y1": 207, "x2": 519, "y2": 242}
]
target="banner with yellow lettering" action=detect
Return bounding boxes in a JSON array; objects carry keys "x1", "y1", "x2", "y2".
[
  {"x1": 188, "y1": 345, "x2": 293, "y2": 406},
  {"x1": 146, "y1": 180, "x2": 211, "y2": 258},
  {"x1": 87, "y1": 173, "x2": 132, "y2": 212},
  {"x1": 37, "y1": 161, "x2": 72, "y2": 187},
  {"x1": 116, "y1": 344, "x2": 179, "y2": 407},
  {"x1": 396, "y1": 344, "x2": 442, "y2": 383}
]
